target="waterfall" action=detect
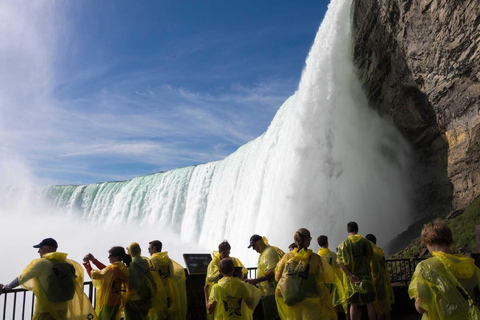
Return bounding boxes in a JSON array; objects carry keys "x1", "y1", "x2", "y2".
[{"x1": 1, "y1": 0, "x2": 412, "y2": 269}]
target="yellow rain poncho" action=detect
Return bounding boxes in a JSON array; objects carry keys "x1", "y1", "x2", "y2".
[
  {"x1": 206, "y1": 251, "x2": 248, "y2": 286},
  {"x1": 148, "y1": 266, "x2": 169, "y2": 320},
  {"x1": 370, "y1": 245, "x2": 394, "y2": 314},
  {"x1": 19, "y1": 252, "x2": 97, "y2": 320},
  {"x1": 91, "y1": 261, "x2": 129, "y2": 320},
  {"x1": 256, "y1": 237, "x2": 284, "y2": 320},
  {"x1": 126, "y1": 243, "x2": 167, "y2": 320},
  {"x1": 409, "y1": 251, "x2": 480, "y2": 319},
  {"x1": 172, "y1": 259, "x2": 187, "y2": 320},
  {"x1": 209, "y1": 276, "x2": 262, "y2": 320},
  {"x1": 149, "y1": 252, "x2": 187, "y2": 320},
  {"x1": 257, "y1": 237, "x2": 284, "y2": 297},
  {"x1": 318, "y1": 248, "x2": 346, "y2": 312},
  {"x1": 337, "y1": 234, "x2": 374, "y2": 300},
  {"x1": 275, "y1": 248, "x2": 337, "y2": 320}
]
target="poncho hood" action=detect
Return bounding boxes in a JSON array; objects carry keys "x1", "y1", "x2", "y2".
[
  {"x1": 152, "y1": 251, "x2": 171, "y2": 264},
  {"x1": 318, "y1": 248, "x2": 331, "y2": 256},
  {"x1": 348, "y1": 234, "x2": 363, "y2": 243},
  {"x1": 373, "y1": 246, "x2": 384, "y2": 257},
  {"x1": 262, "y1": 236, "x2": 270, "y2": 246},
  {"x1": 212, "y1": 251, "x2": 221, "y2": 261},
  {"x1": 292, "y1": 248, "x2": 313, "y2": 261},
  {"x1": 127, "y1": 242, "x2": 141, "y2": 257},
  {"x1": 432, "y1": 251, "x2": 476, "y2": 279},
  {"x1": 43, "y1": 252, "x2": 68, "y2": 261}
]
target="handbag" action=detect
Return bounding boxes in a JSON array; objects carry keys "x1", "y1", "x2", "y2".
[{"x1": 280, "y1": 254, "x2": 319, "y2": 306}]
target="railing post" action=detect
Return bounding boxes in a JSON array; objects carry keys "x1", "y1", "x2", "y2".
[
  {"x1": 31, "y1": 294, "x2": 35, "y2": 319},
  {"x1": 12, "y1": 292, "x2": 17, "y2": 319},
  {"x1": 21, "y1": 291, "x2": 26, "y2": 320},
  {"x1": 89, "y1": 282, "x2": 94, "y2": 303},
  {"x1": 2, "y1": 294, "x2": 7, "y2": 320}
]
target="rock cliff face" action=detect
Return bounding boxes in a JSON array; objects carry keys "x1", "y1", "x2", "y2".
[{"x1": 351, "y1": 0, "x2": 480, "y2": 252}]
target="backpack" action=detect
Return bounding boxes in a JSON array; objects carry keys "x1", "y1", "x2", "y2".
[
  {"x1": 280, "y1": 255, "x2": 319, "y2": 306},
  {"x1": 46, "y1": 261, "x2": 76, "y2": 303}
]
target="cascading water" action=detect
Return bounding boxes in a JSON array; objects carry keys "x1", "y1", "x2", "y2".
[{"x1": 1, "y1": 0, "x2": 412, "y2": 271}]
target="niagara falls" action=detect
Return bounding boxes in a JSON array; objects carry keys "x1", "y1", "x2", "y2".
[{"x1": 0, "y1": 0, "x2": 412, "y2": 289}]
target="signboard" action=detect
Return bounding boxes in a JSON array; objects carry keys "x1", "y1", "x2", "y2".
[{"x1": 183, "y1": 253, "x2": 212, "y2": 275}]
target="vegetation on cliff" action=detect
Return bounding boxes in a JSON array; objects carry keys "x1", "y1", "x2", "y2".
[{"x1": 392, "y1": 196, "x2": 480, "y2": 259}]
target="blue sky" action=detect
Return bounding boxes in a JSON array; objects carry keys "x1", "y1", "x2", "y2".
[{"x1": 0, "y1": 1, "x2": 329, "y2": 185}]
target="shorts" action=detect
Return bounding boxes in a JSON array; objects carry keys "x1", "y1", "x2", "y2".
[
  {"x1": 262, "y1": 295, "x2": 280, "y2": 320},
  {"x1": 348, "y1": 292, "x2": 376, "y2": 304}
]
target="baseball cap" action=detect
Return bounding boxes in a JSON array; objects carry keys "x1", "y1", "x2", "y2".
[
  {"x1": 33, "y1": 238, "x2": 58, "y2": 248},
  {"x1": 248, "y1": 234, "x2": 262, "y2": 248}
]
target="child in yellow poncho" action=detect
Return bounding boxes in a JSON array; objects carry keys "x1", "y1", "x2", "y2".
[
  {"x1": 409, "y1": 219, "x2": 480, "y2": 319},
  {"x1": 205, "y1": 258, "x2": 262, "y2": 319}
]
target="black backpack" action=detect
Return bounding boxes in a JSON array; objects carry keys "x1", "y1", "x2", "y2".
[{"x1": 46, "y1": 261, "x2": 76, "y2": 303}]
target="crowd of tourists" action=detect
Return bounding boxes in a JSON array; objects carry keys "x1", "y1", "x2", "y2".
[
  {"x1": 1, "y1": 219, "x2": 480, "y2": 320},
  {"x1": 0, "y1": 239, "x2": 187, "y2": 320},
  {"x1": 203, "y1": 223, "x2": 393, "y2": 320}
]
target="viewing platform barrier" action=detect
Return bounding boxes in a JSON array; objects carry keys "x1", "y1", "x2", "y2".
[
  {"x1": 387, "y1": 258, "x2": 424, "y2": 284},
  {"x1": 0, "y1": 258, "x2": 423, "y2": 319},
  {"x1": 1, "y1": 282, "x2": 95, "y2": 320}
]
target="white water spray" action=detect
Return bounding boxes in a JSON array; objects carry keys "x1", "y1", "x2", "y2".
[{"x1": 0, "y1": 0, "x2": 412, "y2": 273}]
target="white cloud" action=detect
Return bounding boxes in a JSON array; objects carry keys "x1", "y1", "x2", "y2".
[{"x1": 0, "y1": 1, "x2": 299, "y2": 185}]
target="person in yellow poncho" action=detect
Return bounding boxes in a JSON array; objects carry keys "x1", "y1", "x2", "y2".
[
  {"x1": 205, "y1": 258, "x2": 262, "y2": 319},
  {"x1": 275, "y1": 228, "x2": 337, "y2": 320},
  {"x1": 337, "y1": 221, "x2": 376, "y2": 320},
  {"x1": 365, "y1": 234, "x2": 394, "y2": 320},
  {"x1": 1, "y1": 237, "x2": 97, "y2": 320},
  {"x1": 408, "y1": 219, "x2": 480, "y2": 319},
  {"x1": 171, "y1": 258, "x2": 187, "y2": 320},
  {"x1": 245, "y1": 234, "x2": 284, "y2": 320},
  {"x1": 317, "y1": 235, "x2": 347, "y2": 317},
  {"x1": 83, "y1": 246, "x2": 131, "y2": 320},
  {"x1": 148, "y1": 240, "x2": 187, "y2": 320},
  {"x1": 206, "y1": 241, "x2": 248, "y2": 286},
  {"x1": 125, "y1": 242, "x2": 167, "y2": 320}
]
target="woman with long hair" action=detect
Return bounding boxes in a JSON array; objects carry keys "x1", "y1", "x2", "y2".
[
  {"x1": 275, "y1": 228, "x2": 337, "y2": 320},
  {"x1": 83, "y1": 246, "x2": 131, "y2": 320}
]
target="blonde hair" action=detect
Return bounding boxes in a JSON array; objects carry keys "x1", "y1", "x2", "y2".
[
  {"x1": 421, "y1": 219, "x2": 452, "y2": 246},
  {"x1": 128, "y1": 242, "x2": 141, "y2": 257},
  {"x1": 294, "y1": 228, "x2": 311, "y2": 247}
]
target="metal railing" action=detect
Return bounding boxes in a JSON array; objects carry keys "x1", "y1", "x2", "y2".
[
  {"x1": 386, "y1": 258, "x2": 424, "y2": 284},
  {"x1": 247, "y1": 267, "x2": 257, "y2": 279},
  {"x1": 1, "y1": 282, "x2": 95, "y2": 320},
  {"x1": 248, "y1": 260, "x2": 423, "y2": 284},
  {"x1": 1, "y1": 260, "x2": 422, "y2": 319}
]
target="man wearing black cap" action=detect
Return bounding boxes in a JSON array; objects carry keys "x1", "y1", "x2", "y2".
[
  {"x1": 245, "y1": 235, "x2": 284, "y2": 320},
  {"x1": 1, "y1": 238, "x2": 97, "y2": 320}
]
